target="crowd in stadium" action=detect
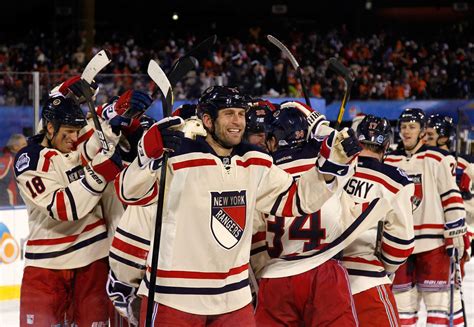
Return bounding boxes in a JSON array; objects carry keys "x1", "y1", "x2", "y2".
[{"x1": 0, "y1": 25, "x2": 472, "y2": 106}]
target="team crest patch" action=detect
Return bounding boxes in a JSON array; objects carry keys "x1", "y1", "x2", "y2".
[
  {"x1": 210, "y1": 191, "x2": 247, "y2": 249},
  {"x1": 15, "y1": 153, "x2": 30, "y2": 172},
  {"x1": 409, "y1": 174, "x2": 423, "y2": 212}
]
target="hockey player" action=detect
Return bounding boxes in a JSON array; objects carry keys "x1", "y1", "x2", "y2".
[
  {"x1": 342, "y1": 115, "x2": 415, "y2": 326},
  {"x1": 385, "y1": 108, "x2": 468, "y2": 326},
  {"x1": 245, "y1": 101, "x2": 275, "y2": 279},
  {"x1": 254, "y1": 103, "x2": 391, "y2": 326},
  {"x1": 14, "y1": 95, "x2": 124, "y2": 326},
  {"x1": 113, "y1": 86, "x2": 364, "y2": 326}
]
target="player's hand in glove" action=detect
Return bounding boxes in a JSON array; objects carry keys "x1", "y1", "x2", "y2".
[
  {"x1": 317, "y1": 128, "x2": 361, "y2": 177},
  {"x1": 97, "y1": 90, "x2": 153, "y2": 134},
  {"x1": 50, "y1": 75, "x2": 99, "y2": 104},
  {"x1": 280, "y1": 101, "x2": 331, "y2": 140},
  {"x1": 444, "y1": 218, "x2": 469, "y2": 259},
  {"x1": 82, "y1": 146, "x2": 123, "y2": 193},
  {"x1": 77, "y1": 120, "x2": 121, "y2": 163},
  {"x1": 106, "y1": 271, "x2": 138, "y2": 326},
  {"x1": 137, "y1": 116, "x2": 185, "y2": 168}
]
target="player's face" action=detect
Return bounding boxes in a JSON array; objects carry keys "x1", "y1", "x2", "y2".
[
  {"x1": 247, "y1": 132, "x2": 267, "y2": 150},
  {"x1": 214, "y1": 108, "x2": 246, "y2": 147},
  {"x1": 51, "y1": 125, "x2": 81, "y2": 153},
  {"x1": 400, "y1": 121, "x2": 423, "y2": 149},
  {"x1": 424, "y1": 127, "x2": 439, "y2": 147}
]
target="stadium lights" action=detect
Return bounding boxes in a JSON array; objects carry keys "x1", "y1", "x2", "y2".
[
  {"x1": 365, "y1": 1, "x2": 372, "y2": 10},
  {"x1": 172, "y1": 13, "x2": 179, "y2": 21}
]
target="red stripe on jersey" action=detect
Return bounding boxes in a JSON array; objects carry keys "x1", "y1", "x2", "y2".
[
  {"x1": 236, "y1": 158, "x2": 272, "y2": 168},
  {"x1": 114, "y1": 174, "x2": 159, "y2": 206},
  {"x1": 354, "y1": 172, "x2": 399, "y2": 194},
  {"x1": 382, "y1": 242, "x2": 414, "y2": 258},
  {"x1": 284, "y1": 164, "x2": 315, "y2": 175},
  {"x1": 416, "y1": 153, "x2": 442, "y2": 162},
  {"x1": 27, "y1": 219, "x2": 105, "y2": 245},
  {"x1": 457, "y1": 161, "x2": 467, "y2": 170},
  {"x1": 252, "y1": 231, "x2": 266, "y2": 243},
  {"x1": 172, "y1": 158, "x2": 217, "y2": 171},
  {"x1": 400, "y1": 317, "x2": 418, "y2": 325},
  {"x1": 75, "y1": 128, "x2": 94, "y2": 148},
  {"x1": 41, "y1": 151, "x2": 58, "y2": 172},
  {"x1": 384, "y1": 157, "x2": 402, "y2": 163},
  {"x1": 414, "y1": 224, "x2": 444, "y2": 230},
  {"x1": 153, "y1": 263, "x2": 248, "y2": 280},
  {"x1": 112, "y1": 237, "x2": 148, "y2": 260},
  {"x1": 56, "y1": 191, "x2": 68, "y2": 221},
  {"x1": 427, "y1": 315, "x2": 464, "y2": 325},
  {"x1": 342, "y1": 256, "x2": 384, "y2": 267},
  {"x1": 442, "y1": 196, "x2": 464, "y2": 207},
  {"x1": 281, "y1": 182, "x2": 297, "y2": 217},
  {"x1": 80, "y1": 154, "x2": 88, "y2": 166}
]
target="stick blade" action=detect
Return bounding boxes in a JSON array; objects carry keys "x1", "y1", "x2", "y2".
[
  {"x1": 82, "y1": 50, "x2": 112, "y2": 84},
  {"x1": 326, "y1": 57, "x2": 354, "y2": 82},
  {"x1": 168, "y1": 56, "x2": 199, "y2": 87},
  {"x1": 186, "y1": 35, "x2": 217, "y2": 58},
  {"x1": 148, "y1": 60, "x2": 174, "y2": 116},
  {"x1": 267, "y1": 35, "x2": 300, "y2": 70}
]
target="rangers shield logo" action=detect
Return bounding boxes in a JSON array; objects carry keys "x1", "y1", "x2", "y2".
[
  {"x1": 409, "y1": 174, "x2": 423, "y2": 212},
  {"x1": 210, "y1": 191, "x2": 247, "y2": 249}
]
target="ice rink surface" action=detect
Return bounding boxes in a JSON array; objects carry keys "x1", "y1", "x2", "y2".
[{"x1": 1, "y1": 262, "x2": 473, "y2": 326}]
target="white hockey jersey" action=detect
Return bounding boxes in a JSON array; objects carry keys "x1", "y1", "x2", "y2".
[
  {"x1": 457, "y1": 154, "x2": 474, "y2": 234},
  {"x1": 259, "y1": 141, "x2": 391, "y2": 279},
  {"x1": 385, "y1": 145, "x2": 465, "y2": 253},
  {"x1": 342, "y1": 156, "x2": 415, "y2": 295},
  {"x1": 114, "y1": 136, "x2": 345, "y2": 315},
  {"x1": 14, "y1": 126, "x2": 123, "y2": 269}
]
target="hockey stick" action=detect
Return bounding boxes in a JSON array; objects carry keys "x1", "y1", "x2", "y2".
[
  {"x1": 449, "y1": 256, "x2": 456, "y2": 326},
  {"x1": 168, "y1": 34, "x2": 216, "y2": 87},
  {"x1": 79, "y1": 50, "x2": 112, "y2": 151},
  {"x1": 455, "y1": 256, "x2": 467, "y2": 326},
  {"x1": 267, "y1": 35, "x2": 311, "y2": 106},
  {"x1": 326, "y1": 57, "x2": 354, "y2": 129},
  {"x1": 145, "y1": 60, "x2": 174, "y2": 327}
]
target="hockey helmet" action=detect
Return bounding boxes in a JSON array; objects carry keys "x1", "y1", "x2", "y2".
[
  {"x1": 268, "y1": 106, "x2": 308, "y2": 149},
  {"x1": 357, "y1": 115, "x2": 391, "y2": 148},
  {"x1": 197, "y1": 86, "x2": 251, "y2": 120},
  {"x1": 245, "y1": 101, "x2": 274, "y2": 135},
  {"x1": 427, "y1": 114, "x2": 454, "y2": 138},
  {"x1": 398, "y1": 108, "x2": 426, "y2": 129},
  {"x1": 41, "y1": 96, "x2": 86, "y2": 132}
]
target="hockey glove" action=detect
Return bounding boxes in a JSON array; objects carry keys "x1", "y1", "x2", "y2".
[
  {"x1": 139, "y1": 115, "x2": 158, "y2": 131},
  {"x1": 444, "y1": 218, "x2": 469, "y2": 259},
  {"x1": 50, "y1": 76, "x2": 99, "y2": 104},
  {"x1": 82, "y1": 146, "x2": 123, "y2": 193},
  {"x1": 137, "y1": 116, "x2": 184, "y2": 168},
  {"x1": 77, "y1": 120, "x2": 121, "y2": 162},
  {"x1": 106, "y1": 270, "x2": 138, "y2": 326},
  {"x1": 317, "y1": 128, "x2": 361, "y2": 177},
  {"x1": 97, "y1": 90, "x2": 152, "y2": 133},
  {"x1": 280, "y1": 101, "x2": 330, "y2": 140}
]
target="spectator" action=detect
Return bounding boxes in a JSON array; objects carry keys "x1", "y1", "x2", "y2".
[{"x1": 0, "y1": 133, "x2": 27, "y2": 206}]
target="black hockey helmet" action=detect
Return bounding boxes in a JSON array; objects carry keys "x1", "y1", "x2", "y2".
[
  {"x1": 268, "y1": 106, "x2": 308, "y2": 149},
  {"x1": 41, "y1": 96, "x2": 86, "y2": 132},
  {"x1": 245, "y1": 101, "x2": 274, "y2": 135},
  {"x1": 357, "y1": 115, "x2": 391, "y2": 148},
  {"x1": 427, "y1": 114, "x2": 454, "y2": 138},
  {"x1": 197, "y1": 86, "x2": 251, "y2": 120},
  {"x1": 398, "y1": 108, "x2": 426, "y2": 129}
]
